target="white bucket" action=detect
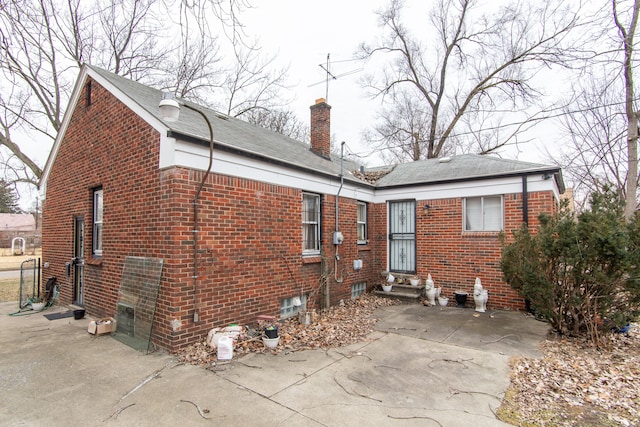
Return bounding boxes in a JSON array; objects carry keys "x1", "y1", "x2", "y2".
[{"x1": 217, "y1": 335, "x2": 233, "y2": 360}]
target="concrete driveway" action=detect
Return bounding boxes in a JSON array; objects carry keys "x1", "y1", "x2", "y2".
[{"x1": 0, "y1": 301, "x2": 548, "y2": 426}]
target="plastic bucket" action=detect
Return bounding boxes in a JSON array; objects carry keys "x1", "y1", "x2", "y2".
[{"x1": 217, "y1": 335, "x2": 233, "y2": 360}]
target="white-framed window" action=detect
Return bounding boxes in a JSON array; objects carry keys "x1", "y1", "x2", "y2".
[
  {"x1": 464, "y1": 195, "x2": 503, "y2": 231},
  {"x1": 280, "y1": 295, "x2": 307, "y2": 318},
  {"x1": 352, "y1": 282, "x2": 366, "y2": 299},
  {"x1": 357, "y1": 201, "x2": 367, "y2": 244},
  {"x1": 302, "y1": 193, "x2": 321, "y2": 255},
  {"x1": 93, "y1": 188, "x2": 103, "y2": 256}
]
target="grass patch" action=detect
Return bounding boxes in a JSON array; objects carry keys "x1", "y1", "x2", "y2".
[
  {"x1": 497, "y1": 385, "x2": 562, "y2": 427},
  {"x1": 0, "y1": 277, "x2": 22, "y2": 302}
]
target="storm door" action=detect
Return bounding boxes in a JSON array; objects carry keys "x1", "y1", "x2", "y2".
[
  {"x1": 388, "y1": 200, "x2": 416, "y2": 273},
  {"x1": 73, "y1": 217, "x2": 85, "y2": 306}
]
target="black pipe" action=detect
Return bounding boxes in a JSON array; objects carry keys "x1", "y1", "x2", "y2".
[
  {"x1": 522, "y1": 175, "x2": 528, "y2": 225},
  {"x1": 183, "y1": 104, "x2": 214, "y2": 324}
]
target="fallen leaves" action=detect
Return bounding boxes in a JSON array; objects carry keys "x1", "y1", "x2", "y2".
[
  {"x1": 176, "y1": 294, "x2": 400, "y2": 365},
  {"x1": 499, "y1": 323, "x2": 640, "y2": 427}
]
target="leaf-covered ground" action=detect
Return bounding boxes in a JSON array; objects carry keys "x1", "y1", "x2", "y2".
[
  {"x1": 498, "y1": 324, "x2": 640, "y2": 427},
  {"x1": 177, "y1": 293, "x2": 401, "y2": 365}
]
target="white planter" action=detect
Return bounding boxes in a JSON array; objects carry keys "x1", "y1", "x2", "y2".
[
  {"x1": 31, "y1": 302, "x2": 45, "y2": 311},
  {"x1": 382, "y1": 284, "x2": 393, "y2": 293},
  {"x1": 262, "y1": 336, "x2": 280, "y2": 349},
  {"x1": 409, "y1": 278, "x2": 420, "y2": 286},
  {"x1": 438, "y1": 297, "x2": 449, "y2": 307}
]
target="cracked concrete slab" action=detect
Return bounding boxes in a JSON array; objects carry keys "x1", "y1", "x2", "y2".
[{"x1": 0, "y1": 301, "x2": 548, "y2": 426}]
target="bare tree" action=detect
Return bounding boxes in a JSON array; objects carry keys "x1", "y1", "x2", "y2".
[
  {"x1": 556, "y1": 74, "x2": 628, "y2": 212},
  {"x1": 362, "y1": 92, "x2": 434, "y2": 164},
  {"x1": 613, "y1": 0, "x2": 640, "y2": 219},
  {"x1": 548, "y1": 0, "x2": 639, "y2": 214},
  {"x1": 244, "y1": 108, "x2": 308, "y2": 141},
  {"x1": 358, "y1": 0, "x2": 580, "y2": 160},
  {"x1": 0, "y1": 0, "x2": 290, "y2": 201},
  {"x1": 219, "y1": 42, "x2": 290, "y2": 118}
]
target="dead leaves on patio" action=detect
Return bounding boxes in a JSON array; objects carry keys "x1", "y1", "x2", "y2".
[{"x1": 177, "y1": 294, "x2": 400, "y2": 366}]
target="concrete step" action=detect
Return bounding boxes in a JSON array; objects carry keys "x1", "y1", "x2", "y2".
[{"x1": 374, "y1": 286, "x2": 424, "y2": 304}]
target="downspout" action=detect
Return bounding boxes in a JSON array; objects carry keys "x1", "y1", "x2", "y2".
[
  {"x1": 184, "y1": 105, "x2": 214, "y2": 323},
  {"x1": 334, "y1": 142, "x2": 345, "y2": 287},
  {"x1": 522, "y1": 175, "x2": 529, "y2": 226}
]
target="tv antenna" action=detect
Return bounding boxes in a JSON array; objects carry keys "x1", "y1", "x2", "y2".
[{"x1": 309, "y1": 53, "x2": 363, "y2": 102}]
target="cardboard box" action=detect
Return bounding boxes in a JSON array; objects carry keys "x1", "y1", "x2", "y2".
[{"x1": 88, "y1": 317, "x2": 117, "y2": 335}]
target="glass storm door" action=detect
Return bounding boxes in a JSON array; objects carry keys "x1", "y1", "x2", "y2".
[
  {"x1": 388, "y1": 200, "x2": 416, "y2": 273},
  {"x1": 73, "y1": 217, "x2": 85, "y2": 306}
]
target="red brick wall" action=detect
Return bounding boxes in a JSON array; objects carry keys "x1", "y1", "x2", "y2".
[
  {"x1": 42, "y1": 78, "x2": 558, "y2": 352},
  {"x1": 42, "y1": 79, "x2": 381, "y2": 352},
  {"x1": 42, "y1": 78, "x2": 173, "y2": 322},
  {"x1": 370, "y1": 191, "x2": 557, "y2": 310}
]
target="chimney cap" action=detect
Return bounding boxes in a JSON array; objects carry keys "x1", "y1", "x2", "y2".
[{"x1": 315, "y1": 98, "x2": 327, "y2": 104}]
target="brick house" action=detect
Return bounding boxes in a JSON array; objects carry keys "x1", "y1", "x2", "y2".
[{"x1": 39, "y1": 65, "x2": 564, "y2": 352}]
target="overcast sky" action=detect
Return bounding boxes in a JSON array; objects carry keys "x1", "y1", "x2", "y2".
[
  {"x1": 243, "y1": 0, "x2": 390, "y2": 164},
  {"x1": 240, "y1": 0, "x2": 569, "y2": 167}
]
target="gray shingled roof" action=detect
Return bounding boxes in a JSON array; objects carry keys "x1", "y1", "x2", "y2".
[
  {"x1": 375, "y1": 155, "x2": 561, "y2": 188},
  {"x1": 88, "y1": 65, "x2": 363, "y2": 184},
  {"x1": 88, "y1": 65, "x2": 562, "y2": 190}
]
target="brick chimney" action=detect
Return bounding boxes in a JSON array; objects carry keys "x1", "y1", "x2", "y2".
[{"x1": 310, "y1": 98, "x2": 331, "y2": 159}]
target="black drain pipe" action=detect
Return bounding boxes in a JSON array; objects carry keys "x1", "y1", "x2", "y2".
[
  {"x1": 184, "y1": 105, "x2": 214, "y2": 324},
  {"x1": 522, "y1": 175, "x2": 528, "y2": 225}
]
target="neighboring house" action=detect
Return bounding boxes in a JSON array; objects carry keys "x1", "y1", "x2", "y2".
[
  {"x1": 0, "y1": 213, "x2": 38, "y2": 254},
  {"x1": 40, "y1": 65, "x2": 565, "y2": 352}
]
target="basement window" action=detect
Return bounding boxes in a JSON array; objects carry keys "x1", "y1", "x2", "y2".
[
  {"x1": 280, "y1": 294, "x2": 307, "y2": 318},
  {"x1": 352, "y1": 282, "x2": 366, "y2": 299}
]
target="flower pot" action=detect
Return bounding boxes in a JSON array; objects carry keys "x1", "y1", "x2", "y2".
[
  {"x1": 438, "y1": 297, "x2": 449, "y2": 307},
  {"x1": 262, "y1": 336, "x2": 280, "y2": 349},
  {"x1": 265, "y1": 326, "x2": 278, "y2": 339},
  {"x1": 382, "y1": 284, "x2": 393, "y2": 293},
  {"x1": 409, "y1": 278, "x2": 420, "y2": 287},
  {"x1": 73, "y1": 309, "x2": 85, "y2": 319},
  {"x1": 31, "y1": 302, "x2": 45, "y2": 311}
]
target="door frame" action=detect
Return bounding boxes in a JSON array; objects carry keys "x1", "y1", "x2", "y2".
[
  {"x1": 73, "y1": 216, "x2": 85, "y2": 306},
  {"x1": 387, "y1": 199, "x2": 417, "y2": 274}
]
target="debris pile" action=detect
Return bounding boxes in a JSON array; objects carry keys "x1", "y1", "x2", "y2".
[
  {"x1": 499, "y1": 323, "x2": 640, "y2": 427},
  {"x1": 351, "y1": 168, "x2": 393, "y2": 184},
  {"x1": 177, "y1": 293, "x2": 400, "y2": 366}
]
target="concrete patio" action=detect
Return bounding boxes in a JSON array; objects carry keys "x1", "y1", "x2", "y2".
[{"x1": 0, "y1": 301, "x2": 548, "y2": 426}]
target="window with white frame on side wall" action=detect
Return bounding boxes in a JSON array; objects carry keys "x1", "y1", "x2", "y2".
[
  {"x1": 463, "y1": 195, "x2": 503, "y2": 231},
  {"x1": 302, "y1": 193, "x2": 320, "y2": 255},
  {"x1": 357, "y1": 201, "x2": 368, "y2": 244},
  {"x1": 93, "y1": 188, "x2": 103, "y2": 256}
]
